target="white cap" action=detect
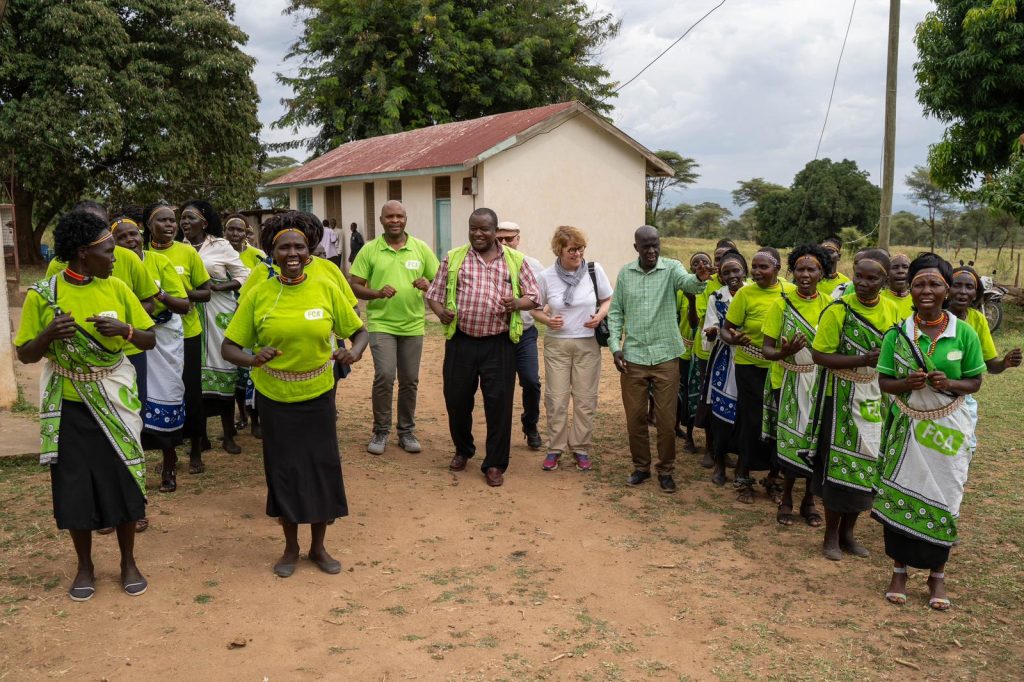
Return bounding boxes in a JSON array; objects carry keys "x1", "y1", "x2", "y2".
[{"x1": 496, "y1": 221, "x2": 520, "y2": 233}]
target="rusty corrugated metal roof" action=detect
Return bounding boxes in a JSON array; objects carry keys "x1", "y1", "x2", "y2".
[{"x1": 271, "y1": 101, "x2": 648, "y2": 187}]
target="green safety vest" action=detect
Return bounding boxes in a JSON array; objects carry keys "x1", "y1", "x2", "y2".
[{"x1": 444, "y1": 244, "x2": 524, "y2": 343}]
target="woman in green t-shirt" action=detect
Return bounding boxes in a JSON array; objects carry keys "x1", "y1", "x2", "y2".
[
  {"x1": 810, "y1": 249, "x2": 901, "y2": 562},
  {"x1": 676, "y1": 252, "x2": 713, "y2": 453},
  {"x1": 224, "y1": 214, "x2": 267, "y2": 438},
  {"x1": 880, "y1": 253, "x2": 913, "y2": 320},
  {"x1": 143, "y1": 203, "x2": 213, "y2": 474},
  {"x1": 761, "y1": 244, "x2": 833, "y2": 527},
  {"x1": 15, "y1": 211, "x2": 157, "y2": 601},
  {"x1": 720, "y1": 247, "x2": 794, "y2": 504},
  {"x1": 874, "y1": 254, "x2": 985, "y2": 610},
  {"x1": 112, "y1": 216, "x2": 191, "y2": 494},
  {"x1": 222, "y1": 224, "x2": 368, "y2": 578}
]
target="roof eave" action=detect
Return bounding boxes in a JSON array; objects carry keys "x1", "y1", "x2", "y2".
[{"x1": 266, "y1": 164, "x2": 470, "y2": 190}]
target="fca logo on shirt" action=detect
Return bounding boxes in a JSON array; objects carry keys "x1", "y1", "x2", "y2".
[{"x1": 304, "y1": 308, "x2": 325, "y2": 320}]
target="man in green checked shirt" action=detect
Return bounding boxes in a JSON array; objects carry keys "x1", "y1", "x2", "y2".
[{"x1": 608, "y1": 226, "x2": 706, "y2": 493}]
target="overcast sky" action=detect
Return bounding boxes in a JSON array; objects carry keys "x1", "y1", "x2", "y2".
[{"x1": 235, "y1": 0, "x2": 944, "y2": 196}]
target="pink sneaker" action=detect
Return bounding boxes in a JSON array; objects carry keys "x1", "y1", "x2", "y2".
[
  {"x1": 573, "y1": 452, "x2": 592, "y2": 471},
  {"x1": 542, "y1": 451, "x2": 560, "y2": 471}
]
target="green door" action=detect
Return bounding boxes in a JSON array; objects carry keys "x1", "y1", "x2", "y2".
[{"x1": 434, "y1": 199, "x2": 451, "y2": 260}]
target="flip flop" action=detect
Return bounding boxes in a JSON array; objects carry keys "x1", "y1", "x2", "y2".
[
  {"x1": 800, "y1": 503, "x2": 824, "y2": 527},
  {"x1": 929, "y1": 598, "x2": 951, "y2": 611},
  {"x1": 135, "y1": 518, "x2": 149, "y2": 533},
  {"x1": 188, "y1": 459, "x2": 205, "y2": 475},
  {"x1": 776, "y1": 504, "x2": 795, "y2": 526},
  {"x1": 885, "y1": 592, "x2": 907, "y2": 605},
  {"x1": 68, "y1": 584, "x2": 95, "y2": 602},
  {"x1": 123, "y1": 578, "x2": 148, "y2": 596}
]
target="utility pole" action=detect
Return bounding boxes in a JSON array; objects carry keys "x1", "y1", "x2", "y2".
[{"x1": 878, "y1": 0, "x2": 901, "y2": 251}]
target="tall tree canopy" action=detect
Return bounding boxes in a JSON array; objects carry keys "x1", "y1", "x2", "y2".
[
  {"x1": 915, "y1": 0, "x2": 1024, "y2": 192},
  {"x1": 275, "y1": 0, "x2": 621, "y2": 153},
  {"x1": 0, "y1": 0, "x2": 262, "y2": 262},
  {"x1": 731, "y1": 177, "x2": 786, "y2": 208},
  {"x1": 754, "y1": 159, "x2": 880, "y2": 247},
  {"x1": 645, "y1": 150, "x2": 700, "y2": 226},
  {"x1": 905, "y1": 166, "x2": 954, "y2": 251}
]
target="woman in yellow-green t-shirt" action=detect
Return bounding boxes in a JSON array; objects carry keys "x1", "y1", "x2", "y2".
[
  {"x1": 224, "y1": 214, "x2": 267, "y2": 436},
  {"x1": 223, "y1": 224, "x2": 368, "y2": 579},
  {"x1": 719, "y1": 247, "x2": 795, "y2": 504},
  {"x1": 15, "y1": 211, "x2": 156, "y2": 602}
]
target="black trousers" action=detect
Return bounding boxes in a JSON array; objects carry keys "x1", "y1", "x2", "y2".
[
  {"x1": 443, "y1": 330, "x2": 516, "y2": 472},
  {"x1": 182, "y1": 335, "x2": 204, "y2": 440},
  {"x1": 515, "y1": 325, "x2": 541, "y2": 432}
]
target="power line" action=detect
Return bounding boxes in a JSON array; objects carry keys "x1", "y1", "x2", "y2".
[
  {"x1": 613, "y1": 1, "x2": 728, "y2": 95},
  {"x1": 815, "y1": 0, "x2": 858, "y2": 159}
]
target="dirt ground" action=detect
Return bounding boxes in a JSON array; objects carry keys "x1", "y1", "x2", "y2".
[{"x1": 1, "y1": 325, "x2": 1021, "y2": 681}]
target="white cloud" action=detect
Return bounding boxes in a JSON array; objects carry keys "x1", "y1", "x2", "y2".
[{"x1": 235, "y1": 0, "x2": 947, "y2": 193}]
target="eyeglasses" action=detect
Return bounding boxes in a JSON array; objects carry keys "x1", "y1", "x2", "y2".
[
  {"x1": 564, "y1": 246, "x2": 585, "y2": 255},
  {"x1": 496, "y1": 235, "x2": 518, "y2": 244}
]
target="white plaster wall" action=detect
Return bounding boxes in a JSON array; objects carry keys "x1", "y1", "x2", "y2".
[{"x1": 480, "y1": 116, "x2": 647, "y2": 282}]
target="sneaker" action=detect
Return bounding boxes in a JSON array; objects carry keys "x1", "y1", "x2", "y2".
[
  {"x1": 398, "y1": 434, "x2": 422, "y2": 453},
  {"x1": 658, "y1": 475, "x2": 677, "y2": 494},
  {"x1": 542, "y1": 451, "x2": 561, "y2": 471},
  {"x1": 525, "y1": 429, "x2": 543, "y2": 450},
  {"x1": 366, "y1": 432, "x2": 388, "y2": 455},
  {"x1": 626, "y1": 470, "x2": 651, "y2": 486},
  {"x1": 572, "y1": 452, "x2": 592, "y2": 471}
]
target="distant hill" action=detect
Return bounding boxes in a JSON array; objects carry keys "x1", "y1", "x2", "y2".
[{"x1": 664, "y1": 187, "x2": 929, "y2": 218}]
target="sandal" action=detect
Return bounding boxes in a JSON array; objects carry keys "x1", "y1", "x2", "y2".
[
  {"x1": 135, "y1": 518, "x2": 149, "y2": 533},
  {"x1": 928, "y1": 572, "x2": 951, "y2": 611},
  {"x1": 160, "y1": 466, "x2": 177, "y2": 493},
  {"x1": 736, "y1": 481, "x2": 755, "y2": 504},
  {"x1": 885, "y1": 566, "x2": 907, "y2": 605},
  {"x1": 762, "y1": 477, "x2": 784, "y2": 504},
  {"x1": 188, "y1": 458, "x2": 205, "y2": 475},
  {"x1": 800, "y1": 500, "x2": 823, "y2": 527},
  {"x1": 776, "y1": 503, "x2": 794, "y2": 525}
]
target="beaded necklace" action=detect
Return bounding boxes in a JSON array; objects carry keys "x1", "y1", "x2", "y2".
[
  {"x1": 62, "y1": 267, "x2": 90, "y2": 284},
  {"x1": 913, "y1": 312, "x2": 948, "y2": 357},
  {"x1": 796, "y1": 289, "x2": 819, "y2": 300},
  {"x1": 278, "y1": 272, "x2": 307, "y2": 286}
]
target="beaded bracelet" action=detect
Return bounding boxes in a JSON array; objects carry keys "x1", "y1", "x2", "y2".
[{"x1": 125, "y1": 324, "x2": 134, "y2": 342}]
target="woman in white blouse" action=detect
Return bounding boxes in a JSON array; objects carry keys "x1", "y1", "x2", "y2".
[
  {"x1": 533, "y1": 226, "x2": 612, "y2": 472},
  {"x1": 179, "y1": 200, "x2": 249, "y2": 454}
]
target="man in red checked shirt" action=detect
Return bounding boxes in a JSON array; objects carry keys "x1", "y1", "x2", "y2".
[{"x1": 425, "y1": 208, "x2": 540, "y2": 487}]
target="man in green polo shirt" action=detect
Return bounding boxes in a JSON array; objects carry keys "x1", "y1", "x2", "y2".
[
  {"x1": 608, "y1": 226, "x2": 705, "y2": 494},
  {"x1": 350, "y1": 200, "x2": 440, "y2": 455}
]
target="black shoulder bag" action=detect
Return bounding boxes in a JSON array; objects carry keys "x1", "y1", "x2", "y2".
[{"x1": 588, "y1": 261, "x2": 610, "y2": 347}]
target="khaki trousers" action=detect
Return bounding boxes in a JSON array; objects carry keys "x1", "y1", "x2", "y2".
[
  {"x1": 542, "y1": 335, "x2": 602, "y2": 454},
  {"x1": 620, "y1": 359, "x2": 680, "y2": 474}
]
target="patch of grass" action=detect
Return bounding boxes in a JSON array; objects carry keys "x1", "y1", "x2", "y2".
[
  {"x1": 382, "y1": 605, "x2": 407, "y2": 616},
  {"x1": 10, "y1": 386, "x2": 37, "y2": 414},
  {"x1": 193, "y1": 593, "x2": 213, "y2": 604}
]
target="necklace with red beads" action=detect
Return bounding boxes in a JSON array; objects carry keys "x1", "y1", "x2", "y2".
[
  {"x1": 62, "y1": 268, "x2": 91, "y2": 284},
  {"x1": 914, "y1": 312, "x2": 948, "y2": 356}
]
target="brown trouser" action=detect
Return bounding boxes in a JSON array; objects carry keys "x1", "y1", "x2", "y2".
[{"x1": 620, "y1": 359, "x2": 680, "y2": 475}]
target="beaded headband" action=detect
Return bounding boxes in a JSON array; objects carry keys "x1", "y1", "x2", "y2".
[
  {"x1": 146, "y1": 206, "x2": 174, "y2": 226},
  {"x1": 952, "y1": 269, "x2": 979, "y2": 287},
  {"x1": 857, "y1": 258, "x2": 888, "y2": 275},
  {"x1": 181, "y1": 208, "x2": 204, "y2": 221},
  {"x1": 88, "y1": 231, "x2": 113, "y2": 247},
  {"x1": 110, "y1": 218, "x2": 139, "y2": 233},
  {"x1": 225, "y1": 217, "x2": 247, "y2": 229},
  {"x1": 795, "y1": 254, "x2": 823, "y2": 269},
  {"x1": 754, "y1": 250, "x2": 780, "y2": 268},
  {"x1": 272, "y1": 228, "x2": 307, "y2": 244},
  {"x1": 911, "y1": 270, "x2": 948, "y2": 287}
]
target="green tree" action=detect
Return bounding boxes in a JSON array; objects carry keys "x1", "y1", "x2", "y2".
[
  {"x1": 0, "y1": 0, "x2": 262, "y2": 263},
  {"x1": 890, "y1": 210, "x2": 926, "y2": 246},
  {"x1": 646, "y1": 151, "x2": 700, "y2": 226},
  {"x1": 754, "y1": 159, "x2": 880, "y2": 246},
  {"x1": 689, "y1": 202, "x2": 732, "y2": 237},
  {"x1": 915, "y1": 0, "x2": 1024, "y2": 192},
  {"x1": 275, "y1": 0, "x2": 620, "y2": 154},
  {"x1": 260, "y1": 155, "x2": 301, "y2": 209},
  {"x1": 905, "y1": 166, "x2": 954, "y2": 251},
  {"x1": 731, "y1": 177, "x2": 786, "y2": 208},
  {"x1": 658, "y1": 203, "x2": 694, "y2": 237}
]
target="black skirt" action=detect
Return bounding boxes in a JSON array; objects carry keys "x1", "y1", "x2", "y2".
[
  {"x1": 676, "y1": 358, "x2": 691, "y2": 427},
  {"x1": 692, "y1": 358, "x2": 711, "y2": 428},
  {"x1": 182, "y1": 335, "x2": 204, "y2": 439},
  {"x1": 257, "y1": 390, "x2": 348, "y2": 524},
  {"x1": 883, "y1": 526, "x2": 950, "y2": 570},
  {"x1": 50, "y1": 401, "x2": 146, "y2": 530},
  {"x1": 735, "y1": 364, "x2": 775, "y2": 473},
  {"x1": 811, "y1": 397, "x2": 874, "y2": 513}
]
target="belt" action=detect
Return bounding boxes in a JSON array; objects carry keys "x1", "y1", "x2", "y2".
[
  {"x1": 259, "y1": 361, "x2": 331, "y2": 382},
  {"x1": 739, "y1": 345, "x2": 766, "y2": 361},
  {"x1": 780, "y1": 359, "x2": 816, "y2": 373},
  {"x1": 832, "y1": 367, "x2": 877, "y2": 384},
  {"x1": 54, "y1": 360, "x2": 121, "y2": 382},
  {"x1": 894, "y1": 394, "x2": 964, "y2": 421}
]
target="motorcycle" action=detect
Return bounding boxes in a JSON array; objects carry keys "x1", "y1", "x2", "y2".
[{"x1": 979, "y1": 273, "x2": 1007, "y2": 333}]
